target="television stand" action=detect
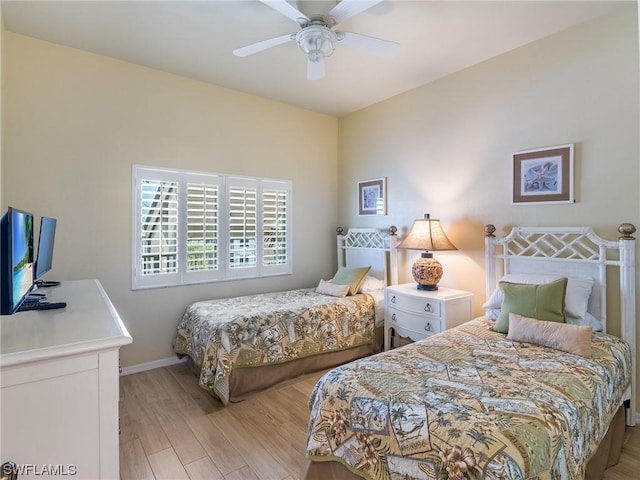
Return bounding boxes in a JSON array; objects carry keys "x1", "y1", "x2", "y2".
[
  {"x1": 35, "y1": 280, "x2": 61, "y2": 287},
  {"x1": 0, "y1": 279, "x2": 132, "y2": 479}
]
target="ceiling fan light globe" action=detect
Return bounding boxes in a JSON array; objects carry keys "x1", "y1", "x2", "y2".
[{"x1": 296, "y1": 26, "x2": 336, "y2": 60}]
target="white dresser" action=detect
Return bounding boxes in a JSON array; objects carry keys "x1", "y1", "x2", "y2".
[
  {"x1": 384, "y1": 283, "x2": 473, "y2": 350},
  {"x1": 0, "y1": 280, "x2": 132, "y2": 479}
]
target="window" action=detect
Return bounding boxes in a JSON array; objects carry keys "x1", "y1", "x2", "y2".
[{"x1": 132, "y1": 165, "x2": 291, "y2": 289}]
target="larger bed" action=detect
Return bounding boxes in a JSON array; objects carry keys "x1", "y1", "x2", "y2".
[
  {"x1": 304, "y1": 223, "x2": 636, "y2": 480},
  {"x1": 172, "y1": 227, "x2": 399, "y2": 405}
]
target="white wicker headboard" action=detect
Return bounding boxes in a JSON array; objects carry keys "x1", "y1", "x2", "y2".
[
  {"x1": 485, "y1": 223, "x2": 636, "y2": 425},
  {"x1": 336, "y1": 227, "x2": 399, "y2": 286}
]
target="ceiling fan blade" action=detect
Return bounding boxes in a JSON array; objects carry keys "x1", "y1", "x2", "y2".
[
  {"x1": 233, "y1": 33, "x2": 295, "y2": 57},
  {"x1": 338, "y1": 31, "x2": 399, "y2": 58},
  {"x1": 328, "y1": 0, "x2": 384, "y2": 25},
  {"x1": 307, "y1": 57, "x2": 326, "y2": 81},
  {"x1": 259, "y1": 0, "x2": 309, "y2": 24}
]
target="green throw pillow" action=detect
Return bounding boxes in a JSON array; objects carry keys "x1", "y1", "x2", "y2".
[
  {"x1": 494, "y1": 278, "x2": 567, "y2": 334},
  {"x1": 331, "y1": 266, "x2": 371, "y2": 296}
]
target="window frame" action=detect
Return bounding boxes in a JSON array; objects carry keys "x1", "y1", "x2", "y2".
[{"x1": 132, "y1": 165, "x2": 292, "y2": 290}]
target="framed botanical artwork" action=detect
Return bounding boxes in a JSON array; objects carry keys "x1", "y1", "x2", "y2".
[
  {"x1": 512, "y1": 144, "x2": 574, "y2": 204},
  {"x1": 358, "y1": 177, "x2": 387, "y2": 216}
]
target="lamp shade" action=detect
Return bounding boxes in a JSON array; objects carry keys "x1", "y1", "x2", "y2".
[
  {"x1": 398, "y1": 214, "x2": 457, "y2": 291},
  {"x1": 398, "y1": 214, "x2": 457, "y2": 252}
]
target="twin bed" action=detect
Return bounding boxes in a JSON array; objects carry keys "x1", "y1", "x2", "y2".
[
  {"x1": 304, "y1": 223, "x2": 636, "y2": 480},
  {"x1": 172, "y1": 222, "x2": 636, "y2": 480},
  {"x1": 172, "y1": 227, "x2": 398, "y2": 405}
]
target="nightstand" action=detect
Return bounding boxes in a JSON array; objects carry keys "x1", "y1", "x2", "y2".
[{"x1": 384, "y1": 283, "x2": 474, "y2": 350}]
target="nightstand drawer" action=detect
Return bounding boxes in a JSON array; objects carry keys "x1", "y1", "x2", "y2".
[
  {"x1": 383, "y1": 284, "x2": 473, "y2": 351},
  {"x1": 387, "y1": 292, "x2": 442, "y2": 318},
  {"x1": 388, "y1": 307, "x2": 442, "y2": 335}
]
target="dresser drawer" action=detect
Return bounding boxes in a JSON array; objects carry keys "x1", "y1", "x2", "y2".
[
  {"x1": 387, "y1": 291, "x2": 442, "y2": 318},
  {"x1": 388, "y1": 307, "x2": 442, "y2": 336}
]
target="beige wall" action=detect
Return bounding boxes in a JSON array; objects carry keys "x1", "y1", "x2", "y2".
[
  {"x1": 3, "y1": 32, "x2": 339, "y2": 367},
  {"x1": 338, "y1": 5, "x2": 640, "y2": 405},
  {"x1": 339, "y1": 5, "x2": 638, "y2": 301},
  {"x1": 2, "y1": 4, "x2": 639, "y2": 389}
]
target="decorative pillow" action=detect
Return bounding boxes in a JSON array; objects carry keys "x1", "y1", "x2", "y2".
[
  {"x1": 358, "y1": 275, "x2": 386, "y2": 293},
  {"x1": 507, "y1": 313, "x2": 592, "y2": 358},
  {"x1": 331, "y1": 266, "x2": 371, "y2": 296},
  {"x1": 316, "y1": 279, "x2": 350, "y2": 297},
  {"x1": 494, "y1": 278, "x2": 567, "y2": 334},
  {"x1": 483, "y1": 274, "x2": 593, "y2": 319}
]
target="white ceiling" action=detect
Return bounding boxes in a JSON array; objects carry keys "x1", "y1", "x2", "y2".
[{"x1": 1, "y1": 0, "x2": 626, "y2": 117}]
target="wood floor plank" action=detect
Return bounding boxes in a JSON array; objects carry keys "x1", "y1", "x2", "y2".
[
  {"x1": 119, "y1": 438, "x2": 155, "y2": 480},
  {"x1": 266, "y1": 385, "x2": 315, "y2": 427},
  {"x1": 147, "y1": 447, "x2": 190, "y2": 480},
  {"x1": 221, "y1": 390, "x2": 274, "y2": 421},
  {"x1": 291, "y1": 371, "x2": 325, "y2": 398},
  {"x1": 155, "y1": 401, "x2": 208, "y2": 466},
  {"x1": 125, "y1": 393, "x2": 173, "y2": 455},
  {"x1": 121, "y1": 365, "x2": 640, "y2": 480},
  {"x1": 118, "y1": 399, "x2": 136, "y2": 444},
  {"x1": 224, "y1": 465, "x2": 260, "y2": 480},
  {"x1": 240, "y1": 415, "x2": 309, "y2": 479},
  {"x1": 183, "y1": 456, "x2": 225, "y2": 480},
  {"x1": 167, "y1": 363, "x2": 222, "y2": 413},
  {"x1": 183, "y1": 409, "x2": 246, "y2": 475},
  {"x1": 209, "y1": 408, "x2": 289, "y2": 480}
]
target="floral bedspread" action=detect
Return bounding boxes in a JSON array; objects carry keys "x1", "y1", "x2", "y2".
[
  {"x1": 306, "y1": 318, "x2": 631, "y2": 480},
  {"x1": 173, "y1": 288, "x2": 376, "y2": 405}
]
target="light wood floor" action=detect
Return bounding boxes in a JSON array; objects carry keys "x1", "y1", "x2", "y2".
[{"x1": 120, "y1": 364, "x2": 640, "y2": 480}]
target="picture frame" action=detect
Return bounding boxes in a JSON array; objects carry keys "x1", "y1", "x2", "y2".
[
  {"x1": 358, "y1": 177, "x2": 387, "y2": 216},
  {"x1": 512, "y1": 144, "x2": 574, "y2": 204}
]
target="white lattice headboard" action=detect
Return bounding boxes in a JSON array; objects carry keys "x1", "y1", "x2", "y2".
[
  {"x1": 485, "y1": 223, "x2": 636, "y2": 425},
  {"x1": 336, "y1": 227, "x2": 399, "y2": 286}
]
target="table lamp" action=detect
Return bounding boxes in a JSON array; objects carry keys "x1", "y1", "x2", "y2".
[{"x1": 398, "y1": 214, "x2": 457, "y2": 290}]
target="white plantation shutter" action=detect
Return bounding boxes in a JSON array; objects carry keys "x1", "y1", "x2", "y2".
[
  {"x1": 262, "y1": 180, "x2": 291, "y2": 275},
  {"x1": 134, "y1": 167, "x2": 181, "y2": 288},
  {"x1": 183, "y1": 173, "x2": 222, "y2": 284},
  {"x1": 186, "y1": 183, "x2": 218, "y2": 272},
  {"x1": 140, "y1": 179, "x2": 179, "y2": 275},
  {"x1": 227, "y1": 178, "x2": 258, "y2": 279},
  {"x1": 133, "y1": 166, "x2": 291, "y2": 289}
]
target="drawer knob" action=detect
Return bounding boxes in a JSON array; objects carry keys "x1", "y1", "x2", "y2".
[
  {"x1": 391, "y1": 295, "x2": 397, "y2": 304},
  {"x1": 391, "y1": 313, "x2": 397, "y2": 321},
  {"x1": 424, "y1": 303, "x2": 433, "y2": 313},
  {"x1": 425, "y1": 323, "x2": 433, "y2": 332}
]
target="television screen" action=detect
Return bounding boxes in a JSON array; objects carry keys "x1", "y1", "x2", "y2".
[
  {"x1": 35, "y1": 216, "x2": 57, "y2": 281},
  {"x1": 0, "y1": 207, "x2": 35, "y2": 314}
]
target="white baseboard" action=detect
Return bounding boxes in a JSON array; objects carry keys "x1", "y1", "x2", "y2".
[{"x1": 120, "y1": 355, "x2": 187, "y2": 376}]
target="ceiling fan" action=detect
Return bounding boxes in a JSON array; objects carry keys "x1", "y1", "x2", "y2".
[{"x1": 233, "y1": 0, "x2": 400, "y2": 80}]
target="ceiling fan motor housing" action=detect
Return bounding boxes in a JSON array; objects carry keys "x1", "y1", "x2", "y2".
[{"x1": 296, "y1": 24, "x2": 337, "y2": 62}]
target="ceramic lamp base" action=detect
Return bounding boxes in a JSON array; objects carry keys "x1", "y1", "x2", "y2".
[{"x1": 412, "y1": 252, "x2": 443, "y2": 291}]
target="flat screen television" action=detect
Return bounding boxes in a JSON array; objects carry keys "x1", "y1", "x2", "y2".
[
  {"x1": 35, "y1": 216, "x2": 58, "y2": 284},
  {"x1": 0, "y1": 207, "x2": 35, "y2": 315}
]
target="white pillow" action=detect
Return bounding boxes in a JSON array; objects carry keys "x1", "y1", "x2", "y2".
[
  {"x1": 567, "y1": 311, "x2": 603, "y2": 332},
  {"x1": 483, "y1": 274, "x2": 594, "y2": 319},
  {"x1": 316, "y1": 279, "x2": 350, "y2": 297},
  {"x1": 358, "y1": 275, "x2": 386, "y2": 293}
]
